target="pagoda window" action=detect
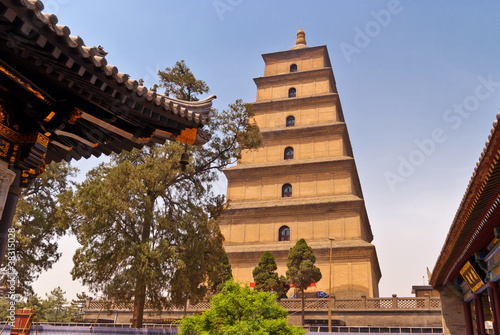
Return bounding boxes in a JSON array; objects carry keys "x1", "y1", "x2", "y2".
[
  {"x1": 282, "y1": 183, "x2": 292, "y2": 197},
  {"x1": 290, "y1": 64, "x2": 298, "y2": 72},
  {"x1": 279, "y1": 226, "x2": 291, "y2": 241},
  {"x1": 288, "y1": 87, "x2": 296, "y2": 98},
  {"x1": 286, "y1": 115, "x2": 295, "y2": 127},
  {"x1": 284, "y1": 147, "x2": 294, "y2": 160}
]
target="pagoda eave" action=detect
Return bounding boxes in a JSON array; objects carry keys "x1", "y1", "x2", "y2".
[
  {"x1": 224, "y1": 156, "x2": 354, "y2": 175},
  {"x1": 253, "y1": 67, "x2": 335, "y2": 86},
  {"x1": 260, "y1": 121, "x2": 347, "y2": 138},
  {"x1": 224, "y1": 194, "x2": 365, "y2": 212},
  {"x1": 251, "y1": 93, "x2": 340, "y2": 111}
]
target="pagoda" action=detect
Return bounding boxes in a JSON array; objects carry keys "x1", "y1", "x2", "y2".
[{"x1": 220, "y1": 29, "x2": 381, "y2": 299}]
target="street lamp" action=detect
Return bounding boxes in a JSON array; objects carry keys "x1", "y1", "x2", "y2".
[{"x1": 328, "y1": 237, "x2": 335, "y2": 331}]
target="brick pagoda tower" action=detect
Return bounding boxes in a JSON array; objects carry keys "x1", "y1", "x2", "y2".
[{"x1": 220, "y1": 29, "x2": 381, "y2": 299}]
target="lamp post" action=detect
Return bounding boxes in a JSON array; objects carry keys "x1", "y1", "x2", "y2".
[{"x1": 328, "y1": 237, "x2": 335, "y2": 331}]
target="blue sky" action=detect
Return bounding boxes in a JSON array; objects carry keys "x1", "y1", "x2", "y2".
[{"x1": 32, "y1": 0, "x2": 500, "y2": 299}]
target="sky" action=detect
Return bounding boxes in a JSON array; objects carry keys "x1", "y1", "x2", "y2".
[{"x1": 29, "y1": 0, "x2": 500, "y2": 300}]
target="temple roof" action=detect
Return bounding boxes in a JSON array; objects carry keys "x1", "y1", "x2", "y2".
[
  {"x1": 431, "y1": 112, "x2": 500, "y2": 287},
  {"x1": 0, "y1": 0, "x2": 215, "y2": 183}
]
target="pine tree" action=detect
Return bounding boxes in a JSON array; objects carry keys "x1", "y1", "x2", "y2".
[
  {"x1": 0, "y1": 161, "x2": 77, "y2": 295},
  {"x1": 45, "y1": 287, "x2": 73, "y2": 322},
  {"x1": 61, "y1": 61, "x2": 262, "y2": 328},
  {"x1": 207, "y1": 251, "x2": 233, "y2": 295},
  {"x1": 0, "y1": 297, "x2": 11, "y2": 321},
  {"x1": 169, "y1": 206, "x2": 225, "y2": 312},
  {"x1": 252, "y1": 251, "x2": 289, "y2": 299},
  {"x1": 70, "y1": 292, "x2": 90, "y2": 320},
  {"x1": 158, "y1": 60, "x2": 209, "y2": 101},
  {"x1": 286, "y1": 239, "x2": 322, "y2": 326}
]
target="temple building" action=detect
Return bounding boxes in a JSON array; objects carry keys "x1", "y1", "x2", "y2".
[
  {"x1": 220, "y1": 29, "x2": 381, "y2": 299},
  {"x1": 431, "y1": 113, "x2": 500, "y2": 335},
  {"x1": 0, "y1": 0, "x2": 214, "y2": 261}
]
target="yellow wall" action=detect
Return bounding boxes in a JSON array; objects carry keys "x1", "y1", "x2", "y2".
[
  {"x1": 263, "y1": 50, "x2": 327, "y2": 76},
  {"x1": 239, "y1": 132, "x2": 346, "y2": 164},
  {"x1": 221, "y1": 210, "x2": 366, "y2": 246},
  {"x1": 227, "y1": 168, "x2": 352, "y2": 202},
  {"x1": 256, "y1": 77, "x2": 333, "y2": 101},
  {"x1": 253, "y1": 102, "x2": 340, "y2": 129}
]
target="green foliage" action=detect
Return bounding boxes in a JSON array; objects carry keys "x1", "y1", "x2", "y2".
[
  {"x1": 0, "y1": 161, "x2": 77, "y2": 295},
  {"x1": 209, "y1": 100, "x2": 263, "y2": 160},
  {"x1": 178, "y1": 280, "x2": 305, "y2": 335},
  {"x1": 286, "y1": 239, "x2": 322, "y2": 325},
  {"x1": 286, "y1": 239, "x2": 322, "y2": 289},
  {"x1": 66, "y1": 145, "x2": 184, "y2": 323},
  {"x1": 18, "y1": 294, "x2": 47, "y2": 320},
  {"x1": 169, "y1": 206, "x2": 226, "y2": 310},
  {"x1": 252, "y1": 251, "x2": 289, "y2": 299},
  {"x1": 18, "y1": 288, "x2": 78, "y2": 322},
  {"x1": 60, "y1": 61, "x2": 262, "y2": 328},
  {"x1": 278, "y1": 275, "x2": 290, "y2": 299},
  {"x1": 70, "y1": 292, "x2": 90, "y2": 319},
  {"x1": 207, "y1": 251, "x2": 232, "y2": 295},
  {"x1": 44, "y1": 286, "x2": 75, "y2": 322},
  {"x1": 0, "y1": 297, "x2": 11, "y2": 322},
  {"x1": 158, "y1": 60, "x2": 209, "y2": 101}
]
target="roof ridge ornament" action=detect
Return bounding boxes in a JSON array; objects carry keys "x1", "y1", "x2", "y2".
[{"x1": 94, "y1": 45, "x2": 108, "y2": 56}]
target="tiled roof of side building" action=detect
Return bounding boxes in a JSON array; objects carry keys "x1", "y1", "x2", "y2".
[
  {"x1": 431, "y1": 112, "x2": 500, "y2": 287},
  {"x1": 5, "y1": 0, "x2": 215, "y2": 126},
  {"x1": 0, "y1": 0, "x2": 218, "y2": 186}
]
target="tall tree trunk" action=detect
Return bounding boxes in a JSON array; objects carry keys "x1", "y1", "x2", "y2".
[
  {"x1": 132, "y1": 277, "x2": 147, "y2": 328},
  {"x1": 301, "y1": 287, "x2": 305, "y2": 326},
  {"x1": 132, "y1": 192, "x2": 154, "y2": 328}
]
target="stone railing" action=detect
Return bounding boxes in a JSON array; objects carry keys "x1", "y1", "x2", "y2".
[
  {"x1": 85, "y1": 295, "x2": 441, "y2": 312},
  {"x1": 279, "y1": 295, "x2": 441, "y2": 311}
]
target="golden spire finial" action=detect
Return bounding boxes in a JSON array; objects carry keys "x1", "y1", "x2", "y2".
[
  {"x1": 296, "y1": 27, "x2": 306, "y2": 45},
  {"x1": 292, "y1": 28, "x2": 307, "y2": 50}
]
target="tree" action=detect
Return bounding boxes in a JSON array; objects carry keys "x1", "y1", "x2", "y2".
[
  {"x1": 158, "y1": 60, "x2": 209, "y2": 101},
  {"x1": 286, "y1": 239, "x2": 322, "y2": 326},
  {"x1": 178, "y1": 280, "x2": 305, "y2": 335},
  {"x1": 252, "y1": 251, "x2": 289, "y2": 299},
  {"x1": 0, "y1": 297, "x2": 11, "y2": 322},
  {"x1": 0, "y1": 161, "x2": 77, "y2": 295},
  {"x1": 70, "y1": 292, "x2": 90, "y2": 320},
  {"x1": 207, "y1": 251, "x2": 232, "y2": 295},
  {"x1": 45, "y1": 287, "x2": 74, "y2": 322},
  {"x1": 61, "y1": 61, "x2": 262, "y2": 328},
  {"x1": 278, "y1": 274, "x2": 290, "y2": 299},
  {"x1": 169, "y1": 206, "x2": 226, "y2": 313}
]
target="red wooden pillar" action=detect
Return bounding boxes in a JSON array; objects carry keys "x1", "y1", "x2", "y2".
[
  {"x1": 488, "y1": 281, "x2": 500, "y2": 335},
  {"x1": 464, "y1": 301, "x2": 474, "y2": 335},
  {"x1": 474, "y1": 293, "x2": 486, "y2": 335},
  {"x1": 0, "y1": 169, "x2": 19, "y2": 264}
]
